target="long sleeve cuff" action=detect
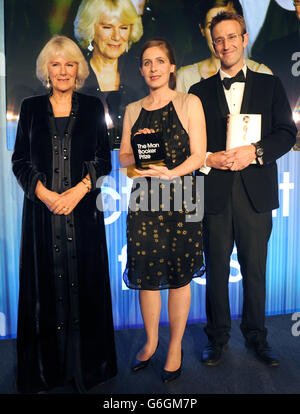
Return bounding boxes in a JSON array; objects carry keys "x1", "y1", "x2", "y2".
[{"x1": 199, "y1": 152, "x2": 212, "y2": 175}]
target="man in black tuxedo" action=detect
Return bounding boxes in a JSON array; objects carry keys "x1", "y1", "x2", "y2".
[{"x1": 189, "y1": 11, "x2": 297, "y2": 366}]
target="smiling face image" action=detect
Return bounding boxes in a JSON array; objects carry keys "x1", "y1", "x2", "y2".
[
  {"x1": 140, "y1": 46, "x2": 175, "y2": 89},
  {"x1": 201, "y1": 5, "x2": 235, "y2": 55},
  {"x1": 212, "y1": 19, "x2": 248, "y2": 72},
  {"x1": 94, "y1": 15, "x2": 131, "y2": 60},
  {"x1": 47, "y1": 55, "x2": 78, "y2": 92}
]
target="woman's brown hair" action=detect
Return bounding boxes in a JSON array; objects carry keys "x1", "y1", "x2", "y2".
[{"x1": 139, "y1": 38, "x2": 177, "y2": 90}]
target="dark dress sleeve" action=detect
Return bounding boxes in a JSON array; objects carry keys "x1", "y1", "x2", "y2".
[
  {"x1": 83, "y1": 98, "x2": 112, "y2": 191},
  {"x1": 11, "y1": 98, "x2": 46, "y2": 201}
]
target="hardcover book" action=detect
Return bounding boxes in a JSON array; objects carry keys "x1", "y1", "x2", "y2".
[{"x1": 226, "y1": 114, "x2": 262, "y2": 165}]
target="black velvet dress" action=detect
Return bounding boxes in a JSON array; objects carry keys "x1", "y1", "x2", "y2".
[
  {"x1": 123, "y1": 102, "x2": 205, "y2": 290},
  {"x1": 12, "y1": 92, "x2": 117, "y2": 393}
]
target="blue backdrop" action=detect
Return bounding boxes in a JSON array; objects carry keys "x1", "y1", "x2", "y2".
[{"x1": 0, "y1": 0, "x2": 299, "y2": 338}]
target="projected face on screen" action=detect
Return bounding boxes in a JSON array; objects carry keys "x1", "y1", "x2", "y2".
[
  {"x1": 74, "y1": 0, "x2": 143, "y2": 92},
  {"x1": 94, "y1": 17, "x2": 131, "y2": 60},
  {"x1": 92, "y1": 16, "x2": 131, "y2": 91}
]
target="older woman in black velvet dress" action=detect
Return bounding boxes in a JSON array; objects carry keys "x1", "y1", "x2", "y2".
[{"x1": 12, "y1": 35, "x2": 117, "y2": 393}]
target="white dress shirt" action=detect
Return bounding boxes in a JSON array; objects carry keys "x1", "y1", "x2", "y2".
[
  {"x1": 220, "y1": 65, "x2": 247, "y2": 114},
  {"x1": 200, "y1": 64, "x2": 248, "y2": 174}
]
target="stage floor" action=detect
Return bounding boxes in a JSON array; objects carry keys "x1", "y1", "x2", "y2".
[{"x1": 1, "y1": 313, "x2": 300, "y2": 395}]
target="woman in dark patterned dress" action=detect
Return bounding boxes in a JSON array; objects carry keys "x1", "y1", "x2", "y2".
[{"x1": 119, "y1": 39, "x2": 207, "y2": 383}]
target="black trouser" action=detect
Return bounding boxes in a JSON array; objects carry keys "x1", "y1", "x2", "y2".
[{"x1": 203, "y1": 172, "x2": 273, "y2": 347}]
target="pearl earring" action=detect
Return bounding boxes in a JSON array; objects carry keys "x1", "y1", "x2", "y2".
[
  {"x1": 88, "y1": 41, "x2": 94, "y2": 52},
  {"x1": 46, "y1": 77, "x2": 51, "y2": 89}
]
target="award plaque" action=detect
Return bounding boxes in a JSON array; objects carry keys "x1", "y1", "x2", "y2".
[{"x1": 131, "y1": 132, "x2": 166, "y2": 169}]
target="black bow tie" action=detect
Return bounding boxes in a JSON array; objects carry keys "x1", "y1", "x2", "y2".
[{"x1": 222, "y1": 70, "x2": 246, "y2": 90}]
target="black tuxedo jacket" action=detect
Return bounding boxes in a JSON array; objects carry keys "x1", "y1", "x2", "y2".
[{"x1": 189, "y1": 69, "x2": 297, "y2": 214}]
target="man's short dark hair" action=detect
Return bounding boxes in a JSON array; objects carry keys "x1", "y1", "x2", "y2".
[{"x1": 210, "y1": 11, "x2": 247, "y2": 40}]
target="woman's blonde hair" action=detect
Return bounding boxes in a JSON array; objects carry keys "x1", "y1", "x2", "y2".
[
  {"x1": 74, "y1": 0, "x2": 143, "y2": 50},
  {"x1": 36, "y1": 35, "x2": 89, "y2": 90}
]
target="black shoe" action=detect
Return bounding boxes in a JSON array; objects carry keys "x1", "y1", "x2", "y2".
[
  {"x1": 131, "y1": 342, "x2": 159, "y2": 372},
  {"x1": 246, "y1": 341, "x2": 279, "y2": 367},
  {"x1": 201, "y1": 342, "x2": 228, "y2": 366},
  {"x1": 161, "y1": 350, "x2": 183, "y2": 383}
]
